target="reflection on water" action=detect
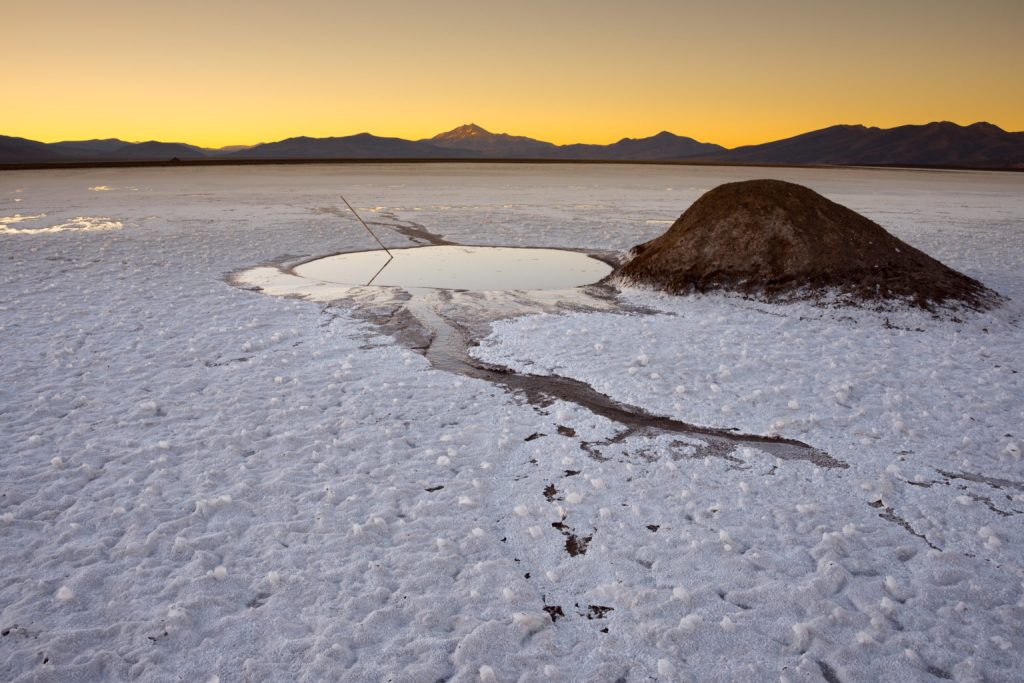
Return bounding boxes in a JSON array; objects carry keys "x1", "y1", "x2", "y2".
[{"x1": 292, "y1": 246, "x2": 612, "y2": 291}]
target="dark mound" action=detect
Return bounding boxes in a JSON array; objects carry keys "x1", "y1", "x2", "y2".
[{"x1": 615, "y1": 179, "x2": 1000, "y2": 311}]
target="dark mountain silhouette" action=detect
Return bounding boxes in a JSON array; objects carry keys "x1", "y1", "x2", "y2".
[
  {"x1": 424, "y1": 124, "x2": 723, "y2": 160},
  {"x1": 0, "y1": 137, "x2": 207, "y2": 163},
  {"x1": 51, "y1": 139, "x2": 131, "y2": 156},
  {"x1": 230, "y1": 133, "x2": 478, "y2": 159},
  {"x1": 558, "y1": 131, "x2": 724, "y2": 160},
  {"x1": 107, "y1": 141, "x2": 208, "y2": 160},
  {"x1": 203, "y1": 144, "x2": 253, "y2": 155},
  {"x1": 425, "y1": 123, "x2": 558, "y2": 157},
  {"x1": 1, "y1": 122, "x2": 1021, "y2": 168},
  {"x1": 0, "y1": 135, "x2": 65, "y2": 163},
  {"x1": 700, "y1": 122, "x2": 1024, "y2": 168}
]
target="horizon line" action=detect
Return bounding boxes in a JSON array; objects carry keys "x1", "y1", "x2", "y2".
[{"x1": 4, "y1": 157, "x2": 1022, "y2": 175}]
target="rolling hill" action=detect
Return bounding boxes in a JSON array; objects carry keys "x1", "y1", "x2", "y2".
[
  {"x1": 699, "y1": 122, "x2": 1024, "y2": 168},
  {"x1": 229, "y1": 133, "x2": 478, "y2": 159}
]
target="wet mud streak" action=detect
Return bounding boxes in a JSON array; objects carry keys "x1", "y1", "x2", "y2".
[
  {"x1": 937, "y1": 469, "x2": 1024, "y2": 492},
  {"x1": 369, "y1": 210, "x2": 455, "y2": 246},
  {"x1": 869, "y1": 500, "x2": 941, "y2": 550},
  {"x1": 580, "y1": 429, "x2": 636, "y2": 462},
  {"x1": 816, "y1": 660, "x2": 841, "y2": 683},
  {"x1": 313, "y1": 205, "x2": 454, "y2": 247},
  {"x1": 551, "y1": 521, "x2": 593, "y2": 557},
  {"x1": 404, "y1": 297, "x2": 843, "y2": 468},
  {"x1": 543, "y1": 605, "x2": 565, "y2": 623}
]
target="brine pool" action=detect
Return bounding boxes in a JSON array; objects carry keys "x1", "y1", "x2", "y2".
[{"x1": 291, "y1": 245, "x2": 613, "y2": 290}]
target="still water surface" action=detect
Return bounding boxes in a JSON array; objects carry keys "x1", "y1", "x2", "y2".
[{"x1": 292, "y1": 245, "x2": 612, "y2": 290}]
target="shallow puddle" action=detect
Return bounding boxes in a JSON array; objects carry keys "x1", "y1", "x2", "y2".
[{"x1": 291, "y1": 246, "x2": 612, "y2": 291}]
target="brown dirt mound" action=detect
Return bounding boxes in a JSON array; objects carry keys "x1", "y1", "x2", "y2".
[{"x1": 615, "y1": 179, "x2": 1000, "y2": 311}]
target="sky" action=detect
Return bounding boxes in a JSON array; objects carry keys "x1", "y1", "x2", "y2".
[{"x1": 6, "y1": 0, "x2": 1023, "y2": 148}]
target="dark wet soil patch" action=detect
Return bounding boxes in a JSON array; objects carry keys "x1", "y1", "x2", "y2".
[
  {"x1": 543, "y1": 605, "x2": 565, "y2": 623},
  {"x1": 937, "y1": 469, "x2": 1024, "y2": 491},
  {"x1": 313, "y1": 206, "x2": 455, "y2": 248},
  {"x1": 371, "y1": 210, "x2": 456, "y2": 247},
  {"x1": 816, "y1": 660, "x2": 841, "y2": 683},
  {"x1": 921, "y1": 470, "x2": 1023, "y2": 515},
  {"x1": 962, "y1": 490, "x2": 1018, "y2": 516},
  {"x1": 871, "y1": 500, "x2": 940, "y2": 550},
  {"x1": 552, "y1": 521, "x2": 593, "y2": 557},
  {"x1": 246, "y1": 592, "x2": 271, "y2": 609},
  {"x1": 204, "y1": 356, "x2": 251, "y2": 368},
  {"x1": 566, "y1": 534, "x2": 592, "y2": 557},
  {"x1": 543, "y1": 484, "x2": 559, "y2": 502},
  {"x1": 927, "y1": 665, "x2": 954, "y2": 680}
]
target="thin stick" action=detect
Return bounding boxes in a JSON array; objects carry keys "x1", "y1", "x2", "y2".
[
  {"x1": 341, "y1": 194, "x2": 392, "y2": 257},
  {"x1": 364, "y1": 257, "x2": 394, "y2": 288},
  {"x1": 340, "y1": 194, "x2": 393, "y2": 286}
]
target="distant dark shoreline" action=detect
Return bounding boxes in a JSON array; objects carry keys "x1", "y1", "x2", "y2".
[{"x1": 2, "y1": 157, "x2": 1021, "y2": 173}]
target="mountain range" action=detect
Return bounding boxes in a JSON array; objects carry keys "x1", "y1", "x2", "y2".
[{"x1": 2, "y1": 122, "x2": 1021, "y2": 169}]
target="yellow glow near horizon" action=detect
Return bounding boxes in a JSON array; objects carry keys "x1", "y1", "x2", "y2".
[{"x1": 6, "y1": 0, "x2": 1023, "y2": 148}]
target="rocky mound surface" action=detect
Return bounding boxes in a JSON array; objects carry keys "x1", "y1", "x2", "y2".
[{"x1": 615, "y1": 179, "x2": 999, "y2": 310}]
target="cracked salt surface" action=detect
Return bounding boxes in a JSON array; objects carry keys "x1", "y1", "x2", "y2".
[{"x1": 1, "y1": 164, "x2": 1023, "y2": 681}]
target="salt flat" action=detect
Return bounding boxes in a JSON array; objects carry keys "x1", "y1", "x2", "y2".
[{"x1": 1, "y1": 163, "x2": 1022, "y2": 681}]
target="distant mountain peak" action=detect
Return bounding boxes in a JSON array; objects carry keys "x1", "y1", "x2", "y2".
[
  {"x1": 613, "y1": 131, "x2": 695, "y2": 144},
  {"x1": 967, "y1": 121, "x2": 1005, "y2": 132},
  {"x1": 434, "y1": 123, "x2": 493, "y2": 140},
  {"x1": 424, "y1": 124, "x2": 558, "y2": 156}
]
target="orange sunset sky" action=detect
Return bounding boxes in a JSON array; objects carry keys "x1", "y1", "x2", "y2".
[{"x1": 7, "y1": 0, "x2": 1023, "y2": 148}]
